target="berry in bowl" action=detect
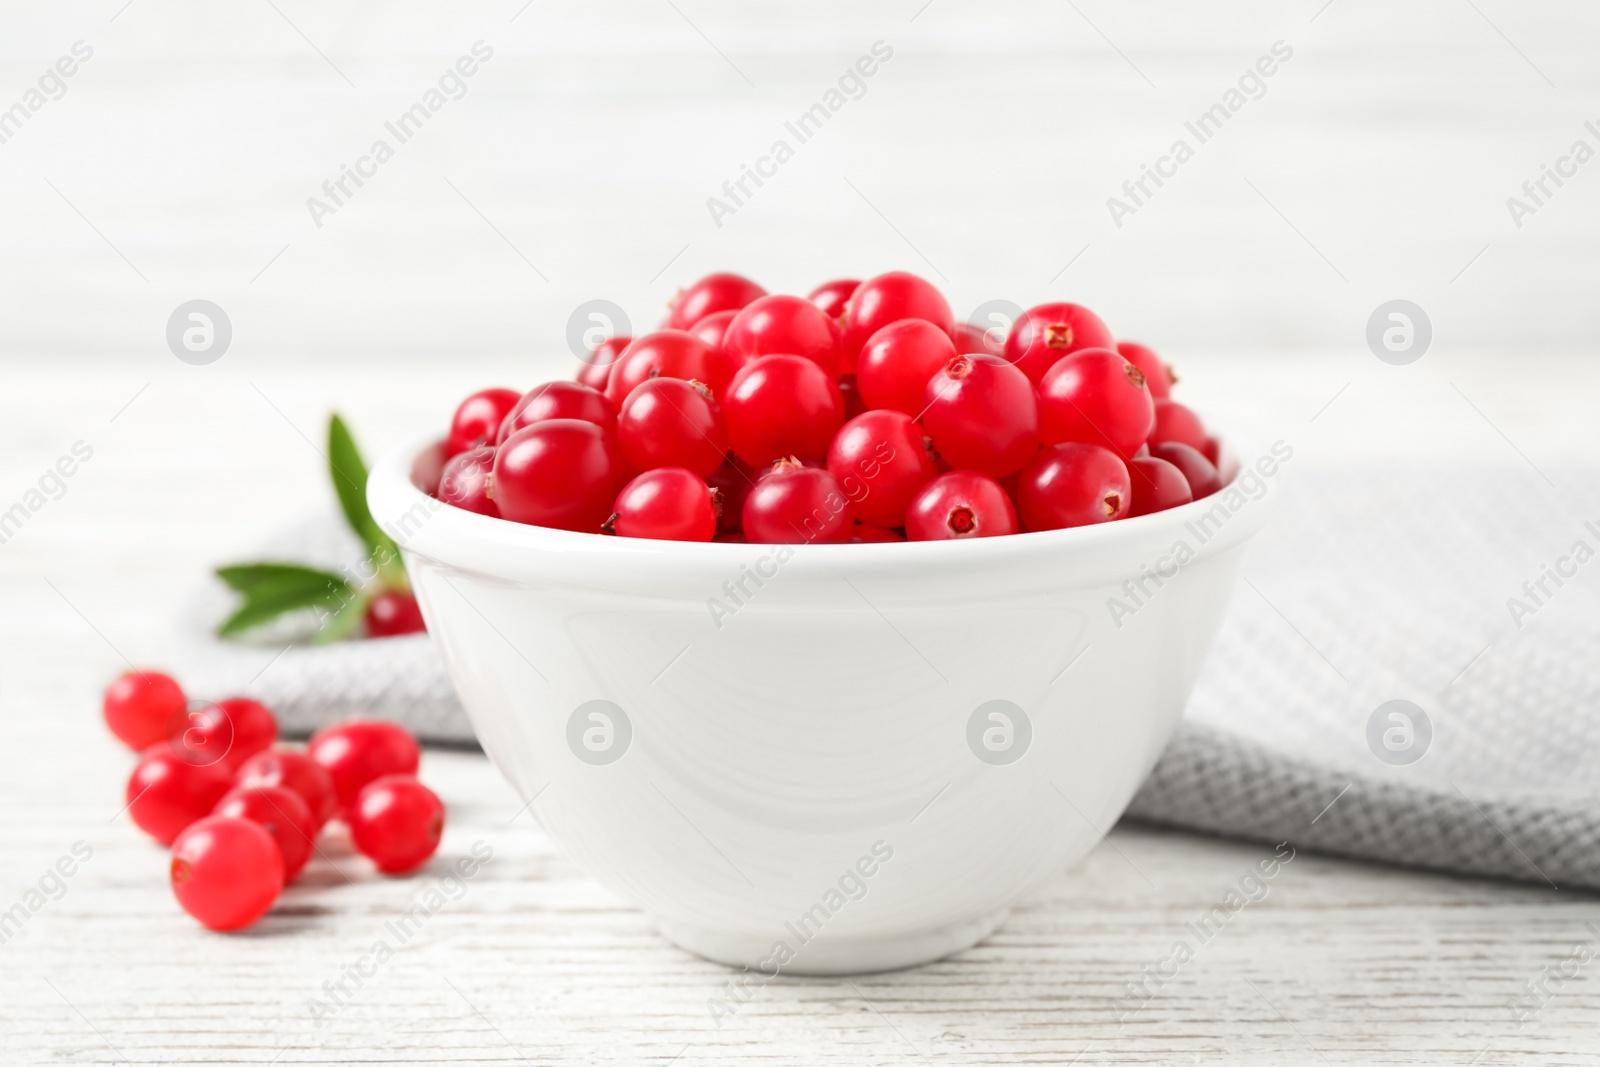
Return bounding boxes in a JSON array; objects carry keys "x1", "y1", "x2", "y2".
[{"x1": 368, "y1": 271, "x2": 1272, "y2": 973}]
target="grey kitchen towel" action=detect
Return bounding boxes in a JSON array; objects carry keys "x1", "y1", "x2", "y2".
[{"x1": 176, "y1": 461, "x2": 1600, "y2": 891}]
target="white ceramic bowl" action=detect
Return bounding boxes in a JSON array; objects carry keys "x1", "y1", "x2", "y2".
[{"x1": 369, "y1": 435, "x2": 1274, "y2": 974}]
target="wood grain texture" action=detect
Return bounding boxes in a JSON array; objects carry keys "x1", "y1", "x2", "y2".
[{"x1": 5, "y1": 740, "x2": 1600, "y2": 1065}]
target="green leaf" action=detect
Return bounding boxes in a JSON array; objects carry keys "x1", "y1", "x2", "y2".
[
  {"x1": 214, "y1": 563, "x2": 355, "y2": 638},
  {"x1": 328, "y1": 414, "x2": 382, "y2": 550},
  {"x1": 312, "y1": 593, "x2": 368, "y2": 644},
  {"x1": 216, "y1": 562, "x2": 348, "y2": 595}
]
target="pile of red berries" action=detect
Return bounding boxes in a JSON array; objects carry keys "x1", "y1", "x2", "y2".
[
  {"x1": 431, "y1": 271, "x2": 1227, "y2": 543},
  {"x1": 105, "y1": 670, "x2": 444, "y2": 931}
]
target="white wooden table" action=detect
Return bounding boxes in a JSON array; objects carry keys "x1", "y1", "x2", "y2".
[{"x1": 3, "y1": 356, "x2": 1598, "y2": 1064}]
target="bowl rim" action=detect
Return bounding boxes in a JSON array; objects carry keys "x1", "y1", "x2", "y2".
[{"x1": 369, "y1": 432, "x2": 1282, "y2": 584}]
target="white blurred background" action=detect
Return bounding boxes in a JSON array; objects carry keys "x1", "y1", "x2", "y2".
[{"x1": 1, "y1": 0, "x2": 1596, "y2": 357}]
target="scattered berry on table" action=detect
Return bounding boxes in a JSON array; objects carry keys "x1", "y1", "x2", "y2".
[
  {"x1": 213, "y1": 784, "x2": 316, "y2": 881},
  {"x1": 348, "y1": 775, "x2": 445, "y2": 875},
  {"x1": 172, "y1": 697, "x2": 278, "y2": 771},
  {"x1": 235, "y1": 747, "x2": 339, "y2": 829},
  {"x1": 104, "y1": 681, "x2": 448, "y2": 930},
  {"x1": 169, "y1": 815, "x2": 284, "y2": 931},
  {"x1": 308, "y1": 719, "x2": 422, "y2": 811},
  {"x1": 127, "y1": 748, "x2": 234, "y2": 845},
  {"x1": 103, "y1": 670, "x2": 187, "y2": 751}
]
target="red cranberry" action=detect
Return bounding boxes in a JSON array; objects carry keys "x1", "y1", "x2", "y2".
[
  {"x1": 920, "y1": 354, "x2": 1039, "y2": 478},
  {"x1": 494, "y1": 420, "x2": 627, "y2": 532},
  {"x1": 616, "y1": 378, "x2": 728, "y2": 477},
  {"x1": 103, "y1": 670, "x2": 186, "y2": 751},
  {"x1": 1116, "y1": 341, "x2": 1173, "y2": 400},
  {"x1": 722, "y1": 354, "x2": 845, "y2": 467},
  {"x1": 666, "y1": 272, "x2": 766, "y2": 330},
  {"x1": 126, "y1": 748, "x2": 234, "y2": 845},
  {"x1": 213, "y1": 784, "x2": 316, "y2": 881},
  {"x1": 366, "y1": 591, "x2": 426, "y2": 637},
  {"x1": 841, "y1": 271, "x2": 954, "y2": 373},
  {"x1": 706, "y1": 457, "x2": 757, "y2": 533},
  {"x1": 348, "y1": 775, "x2": 445, "y2": 874},
  {"x1": 605, "y1": 330, "x2": 739, "y2": 406},
  {"x1": 308, "y1": 719, "x2": 421, "y2": 811},
  {"x1": 438, "y1": 446, "x2": 499, "y2": 517},
  {"x1": 169, "y1": 816, "x2": 284, "y2": 930},
  {"x1": 1150, "y1": 441, "x2": 1221, "y2": 499},
  {"x1": 235, "y1": 747, "x2": 339, "y2": 829},
  {"x1": 576, "y1": 336, "x2": 630, "y2": 393},
  {"x1": 856, "y1": 318, "x2": 957, "y2": 416},
  {"x1": 498, "y1": 381, "x2": 616, "y2": 442},
  {"x1": 1037, "y1": 348, "x2": 1156, "y2": 458},
  {"x1": 1126, "y1": 455, "x2": 1194, "y2": 516},
  {"x1": 689, "y1": 309, "x2": 737, "y2": 355},
  {"x1": 826, "y1": 411, "x2": 937, "y2": 529},
  {"x1": 1150, "y1": 399, "x2": 1209, "y2": 452},
  {"x1": 808, "y1": 278, "x2": 860, "y2": 321},
  {"x1": 953, "y1": 321, "x2": 1006, "y2": 358},
  {"x1": 905, "y1": 471, "x2": 1018, "y2": 540},
  {"x1": 723, "y1": 294, "x2": 843, "y2": 377},
  {"x1": 447, "y1": 388, "x2": 520, "y2": 456},
  {"x1": 743, "y1": 460, "x2": 854, "y2": 544},
  {"x1": 168, "y1": 819, "x2": 281, "y2": 927},
  {"x1": 1015, "y1": 442, "x2": 1132, "y2": 531},
  {"x1": 1004, "y1": 303, "x2": 1115, "y2": 384},
  {"x1": 609, "y1": 467, "x2": 719, "y2": 541},
  {"x1": 850, "y1": 524, "x2": 905, "y2": 543},
  {"x1": 172, "y1": 697, "x2": 277, "y2": 771}
]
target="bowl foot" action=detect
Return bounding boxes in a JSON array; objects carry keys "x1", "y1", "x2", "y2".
[{"x1": 655, "y1": 908, "x2": 1010, "y2": 976}]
